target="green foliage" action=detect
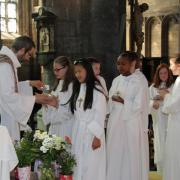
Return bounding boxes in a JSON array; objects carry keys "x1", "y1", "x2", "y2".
[
  {"x1": 40, "y1": 167, "x2": 55, "y2": 180},
  {"x1": 57, "y1": 148, "x2": 76, "y2": 175},
  {"x1": 15, "y1": 131, "x2": 36, "y2": 167},
  {"x1": 15, "y1": 130, "x2": 76, "y2": 177}
]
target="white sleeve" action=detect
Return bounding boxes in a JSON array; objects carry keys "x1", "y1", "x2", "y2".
[
  {"x1": 87, "y1": 91, "x2": 106, "y2": 139},
  {"x1": 163, "y1": 93, "x2": 180, "y2": 114},
  {"x1": 0, "y1": 63, "x2": 35, "y2": 126},
  {"x1": 107, "y1": 78, "x2": 117, "y2": 114},
  {"x1": 18, "y1": 81, "x2": 33, "y2": 96},
  {"x1": 149, "y1": 85, "x2": 156, "y2": 114},
  {"x1": 42, "y1": 83, "x2": 73, "y2": 125},
  {"x1": 0, "y1": 126, "x2": 18, "y2": 180},
  {"x1": 122, "y1": 83, "x2": 144, "y2": 121}
]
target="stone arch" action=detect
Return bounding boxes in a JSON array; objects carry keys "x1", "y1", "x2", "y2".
[
  {"x1": 145, "y1": 17, "x2": 161, "y2": 57},
  {"x1": 162, "y1": 13, "x2": 180, "y2": 57}
]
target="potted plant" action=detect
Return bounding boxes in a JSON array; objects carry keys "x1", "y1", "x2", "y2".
[
  {"x1": 33, "y1": 130, "x2": 68, "y2": 180},
  {"x1": 57, "y1": 145, "x2": 76, "y2": 180},
  {"x1": 15, "y1": 131, "x2": 36, "y2": 180}
]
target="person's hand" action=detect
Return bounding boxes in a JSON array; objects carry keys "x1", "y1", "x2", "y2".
[
  {"x1": 35, "y1": 93, "x2": 58, "y2": 108},
  {"x1": 47, "y1": 95, "x2": 59, "y2": 108},
  {"x1": 112, "y1": 95, "x2": 124, "y2": 104},
  {"x1": 158, "y1": 89, "x2": 169, "y2": 99},
  {"x1": 92, "y1": 136, "x2": 101, "y2": 150},
  {"x1": 153, "y1": 95, "x2": 163, "y2": 101},
  {"x1": 29, "y1": 80, "x2": 44, "y2": 90},
  {"x1": 152, "y1": 100, "x2": 160, "y2": 110}
]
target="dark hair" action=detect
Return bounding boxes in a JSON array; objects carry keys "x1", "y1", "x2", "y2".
[
  {"x1": 118, "y1": 51, "x2": 139, "y2": 63},
  {"x1": 153, "y1": 63, "x2": 174, "y2": 88},
  {"x1": 69, "y1": 58, "x2": 104, "y2": 113},
  {"x1": 53, "y1": 56, "x2": 75, "y2": 92},
  {"x1": 12, "y1": 36, "x2": 35, "y2": 53},
  {"x1": 86, "y1": 57, "x2": 102, "y2": 64}
]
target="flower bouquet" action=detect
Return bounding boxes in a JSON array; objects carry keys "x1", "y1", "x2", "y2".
[
  {"x1": 15, "y1": 130, "x2": 76, "y2": 180},
  {"x1": 33, "y1": 130, "x2": 67, "y2": 180}
]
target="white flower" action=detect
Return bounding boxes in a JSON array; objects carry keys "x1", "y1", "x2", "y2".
[
  {"x1": 34, "y1": 130, "x2": 49, "y2": 140},
  {"x1": 42, "y1": 137, "x2": 54, "y2": 149},
  {"x1": 40, "y1": 146, "x2": 48, "y2": 153},
  {"x1": 53, "y1": 136, "x2": 64, "y2": 150}
]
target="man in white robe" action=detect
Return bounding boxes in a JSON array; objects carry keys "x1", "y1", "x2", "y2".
[{"x1": 0, "y1": 36, "x2": 57, "y2": 141}]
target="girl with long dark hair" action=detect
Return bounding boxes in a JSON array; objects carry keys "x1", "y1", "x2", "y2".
[{"x1": 70, "y1": 58, "x2": 106, "y2": 180}]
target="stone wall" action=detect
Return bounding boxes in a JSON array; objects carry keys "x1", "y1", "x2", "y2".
[
  {"x1": 33, "y1": 0, "x2": 126, "y2": 88},
  {"x1": 126, "y1": 0, "x2": 180, "y2": 57}
]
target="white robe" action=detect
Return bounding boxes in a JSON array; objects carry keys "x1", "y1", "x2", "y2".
[
  {"x1": 149, "y1": 83, "x2": 173, "y2": 173},
  {"x1": 0, "y1": 46, "x2": 35, "y2": 141},
  {"x1": 97, "y1": 75, "x2": 108, "y2": 97},
  {"x1": 42, "y1": 80, "x2": 73, "y2": 138},
  {"x1": 0, "y1": 125, "x2": 18, "y2": 180},
  {"x1": 72, "y1": 84, "x2": 106, "y2": 180},
  {"x1": 106, "y1": 73, "x2": 148, "y2": 180},
  {"x1": 134, "y1": 69, "x2": 149, "y2": 178},
  {"x1": 162, "y1": 76, "x2": 180, "y2": 180}
]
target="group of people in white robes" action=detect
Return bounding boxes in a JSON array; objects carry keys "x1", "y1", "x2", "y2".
[
  {"x1": 1, "y1": 35, "x2": 180, "y2": 180},
  {"x1": 149, "y1": 56, "x2": 180, "y2": 180}
]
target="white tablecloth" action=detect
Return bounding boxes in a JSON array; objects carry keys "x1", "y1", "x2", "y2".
[{"x1": 0, "y1": 125, "x2": 18, "y2": 180}]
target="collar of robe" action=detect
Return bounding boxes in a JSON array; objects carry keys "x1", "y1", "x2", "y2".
[{"x1": 0, "y1": 46, "x2": 21, "y2": 69}]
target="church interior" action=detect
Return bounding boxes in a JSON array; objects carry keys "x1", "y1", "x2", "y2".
[{"x1": 0, "y1": 0, "x2": 180, "y2": 180}]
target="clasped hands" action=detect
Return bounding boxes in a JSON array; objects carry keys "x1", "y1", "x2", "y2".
[
  {"x1": 152, "y1": 89, "x2": 169, "y2": 110},
  {"x1": 112, "y1": 95, "x2": 124, "y2": 104}
]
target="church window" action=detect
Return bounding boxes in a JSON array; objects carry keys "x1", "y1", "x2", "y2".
[{"x1": 0, "y1": 0, "x2": 17, "y2": 33}]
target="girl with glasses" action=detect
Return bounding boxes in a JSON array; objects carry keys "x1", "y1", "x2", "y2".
[{"x1": 42, "y1": 56, "x2": 75, "y2": 139}]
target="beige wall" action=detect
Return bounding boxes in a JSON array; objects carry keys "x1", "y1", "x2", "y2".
[{"x1": 141, "y1": 0, "x2": 179, "y2": 16}]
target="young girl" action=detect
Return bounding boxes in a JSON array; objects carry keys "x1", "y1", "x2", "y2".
[
  {"x1": 86, "y1": 57, "x2": 108, "y2": 97},
  {"x1": 106, "y1": 51, "x2": 148, "y2": 180},
  {"x1": 159, "y1": 55, "x2": 180, "y2": 180},
  {"x1": 42, "y1": 56, "x2": 74, "y2": 138},
  {"x1": 70, "y1": 58, "x2": 106, "y2": 180},
  {"x1": 149, "y1": 63, "x2": 174, "y2": 173}
]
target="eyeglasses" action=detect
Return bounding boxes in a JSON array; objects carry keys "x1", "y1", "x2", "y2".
[{"x1": 53, "y1": 66, "x2": 65, "y2": 72}]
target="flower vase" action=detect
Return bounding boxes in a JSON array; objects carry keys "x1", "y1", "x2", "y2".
[
  {"x1": 17, "y1": 166, "x2": 31, "y2": 180},
  {"x1": 60, "y1": 175, "x2": 73, "y2": 180}
]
